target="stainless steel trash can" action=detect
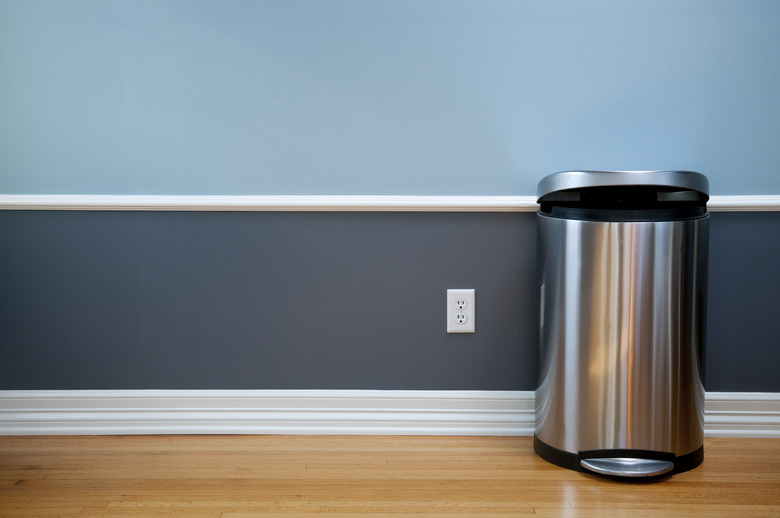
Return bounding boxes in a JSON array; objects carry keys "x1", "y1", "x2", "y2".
[{"x1": 534, "y1": 170, "x2": 709, "y2": 477}]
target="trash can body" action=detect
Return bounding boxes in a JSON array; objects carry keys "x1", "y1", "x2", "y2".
[{"x1": 534, "y1": 171, "x2": 709, "y2": 477}]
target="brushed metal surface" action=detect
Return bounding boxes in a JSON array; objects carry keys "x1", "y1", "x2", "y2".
[
  {"x1": 580, "y1": 457, "x2": 675, "y2": 477},
  {"x1": 537, "y1": 170, "x2": 709, "y2": 200},
  {"x1": 535, "y1": 214, "x2": 708, "y2": 456}
]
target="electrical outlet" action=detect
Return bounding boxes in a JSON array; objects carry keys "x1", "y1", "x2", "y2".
[{"x1": 447, "y1": 289, "x2": 475, "y2": 333}]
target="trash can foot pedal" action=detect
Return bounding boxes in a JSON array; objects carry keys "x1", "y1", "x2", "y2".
[{"x1": 580, "y1": 457, "x2": 675, "y2": 477}]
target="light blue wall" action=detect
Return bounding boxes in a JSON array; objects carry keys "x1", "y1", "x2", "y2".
[{"x1": 1, "y1": 0, "x2": 779, "y2": 195}]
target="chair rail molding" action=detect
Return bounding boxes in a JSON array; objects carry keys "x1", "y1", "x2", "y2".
[{"x1": 0, "y1": 194, "x2": 779, "y2": 212}]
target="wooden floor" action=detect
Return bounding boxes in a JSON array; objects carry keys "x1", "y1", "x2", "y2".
[{"x1": 1, "y1": 435, "x2": 779, "y2": 517}]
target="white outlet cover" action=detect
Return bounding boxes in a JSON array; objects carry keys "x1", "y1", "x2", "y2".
[{"x1": 447, "y1": 289, "x2": 475, "y2": 333}]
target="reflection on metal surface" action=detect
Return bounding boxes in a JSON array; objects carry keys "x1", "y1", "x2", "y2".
[
  {"x1": 535, "y1": 214, "x2": 708, "y2": 459},
  {"x1": 580, "y1": 457, "x2": 675, "y2": 477}
]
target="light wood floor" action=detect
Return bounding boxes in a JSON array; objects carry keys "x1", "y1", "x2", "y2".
[{"x1": 1, "y1": 435, "x2": 778, "y2": 517}]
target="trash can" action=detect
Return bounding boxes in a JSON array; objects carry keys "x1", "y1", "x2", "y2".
[{"x1": 534, "y1": 170, "x2": 709, "y2": 477}]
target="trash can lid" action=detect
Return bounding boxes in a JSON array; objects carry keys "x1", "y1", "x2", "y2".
[{"x1": 537, "y1": 170, "x2": 709, "y2": 202}]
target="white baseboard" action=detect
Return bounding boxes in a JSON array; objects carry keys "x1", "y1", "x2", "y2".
[
  {"x1": 0, "y1": 194, "x2": 778, "y2": 212},
  {"x1": 0, "y1": 390, "x2": 534, "y2": 436},
  {"x1": 1, "y1": 390, "x2": 778, "y2": 438},
  {"x1": 702, "y1": 392, "x2": 780, "y2": 438}
]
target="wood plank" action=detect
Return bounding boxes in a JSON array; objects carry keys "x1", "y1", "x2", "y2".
[{"x1": 1, "y1": 436, "x2": 779, "y2": 517}]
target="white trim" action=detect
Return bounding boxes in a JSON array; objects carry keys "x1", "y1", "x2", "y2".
[
  {"x1": 0, "y1": 194, "x2": 778, "y2": 212},
  {"x1": 704, "y1": 392, "x2": 780, "y2": 438},
  {"x1": 0, "y1": 390, "x2": 535, "y2": 436},
  {"x1": 707, "y1": 195, "x2": 780, "y2": 212},
  {"x1": 0, "y1": 195, "x2": 538, "y2": 212},
  {"x1": 0, "y1": 390, "x2": 777, "y2": 437}
]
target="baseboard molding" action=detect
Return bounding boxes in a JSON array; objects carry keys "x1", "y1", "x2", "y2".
[
  {"x1": 0, "y1": 194, "x2": 778, "y2": 212},
  {"x1": 703, "y1": 392, "x2": 780, "y2": 438},
  {"x1": 0, "y1": 390, "x2": 534, "y2": 436},
  {"x1": 0, "y1": 390, "x2": 777, "y2": 437}
]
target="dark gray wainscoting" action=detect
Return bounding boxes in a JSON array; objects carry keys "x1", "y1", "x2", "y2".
[
  {"x1": 0, "y1": 211, "x2": 535, "y2": 390},
  {"x1": 1, "y1": 210, "x2": 778, "y2": 391},
  {"x1": 707, "y1": 212, "x2": 780, "y2": 392}
]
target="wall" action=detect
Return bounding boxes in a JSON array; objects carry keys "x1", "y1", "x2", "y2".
[
  {"x1": 0, "y1": 210, "x2": 535, "y2": 390},
  {"x1": 1, "y1": 210, "x2": 779, "y2": 392},
  {"x1": 1, "y1": 0, "x2": 780, "y2": 195},
  {"x1": 1, "y1": 2, "x2": 779, "y2": 394}
]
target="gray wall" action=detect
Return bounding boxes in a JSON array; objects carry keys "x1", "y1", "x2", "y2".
[{"x1": 1, "y1": 210, "x2": 778, "y2": 392}]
